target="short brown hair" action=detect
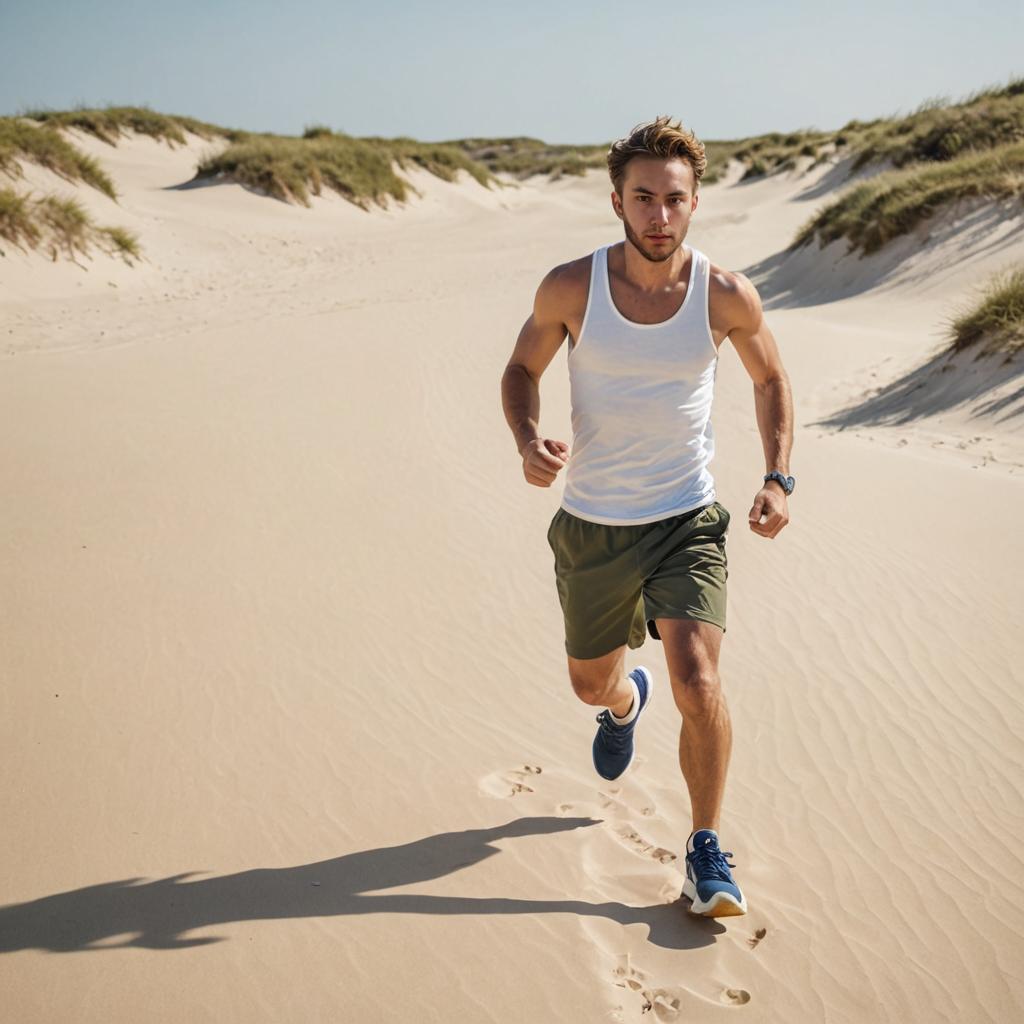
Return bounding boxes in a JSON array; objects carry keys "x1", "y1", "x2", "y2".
[{"x1": 607, "y1": 115, "x2": 707, "y2": 195}]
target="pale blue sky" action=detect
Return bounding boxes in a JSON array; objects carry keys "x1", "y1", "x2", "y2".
[{"x1": 1, "y1": 0, "x2": 1021, "y2": 144}]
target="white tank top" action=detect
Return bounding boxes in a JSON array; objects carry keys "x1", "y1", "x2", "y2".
[{"x1": 560, "y1": 242, "x2": 719, "y2": 525}]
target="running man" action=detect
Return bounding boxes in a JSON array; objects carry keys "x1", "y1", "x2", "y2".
[{"x1": 500, "y1": 116, "x2": 794, "y2": 918}]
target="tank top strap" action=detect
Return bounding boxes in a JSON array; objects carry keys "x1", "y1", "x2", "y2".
[
  {"x1": 591, "y1": 244, "x2": 612, "y2": 316},
  {"x1": 689, "y1": 246, "x2": 711, "y2": 335},
  {"x1": 575, "y1": 245, "x2": 610, "y2": 351},
  {"x1": 690, "y1": 246, "x2": 707, "y2": 295}
]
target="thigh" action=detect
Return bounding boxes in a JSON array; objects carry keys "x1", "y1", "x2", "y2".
[
  {"x1": 640, "y1": 501, "x2": 730, "y2": 637},
  {"x1": 547, "y1": 508, "x2": 648, "y2": 660},
  {"x1": 655, "y1": 617, "x2": 723, "y2": 681}
]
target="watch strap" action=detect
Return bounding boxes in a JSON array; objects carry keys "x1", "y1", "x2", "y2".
[{"x1": 764, "y1": 471, "x2": 795, "y2": 495}]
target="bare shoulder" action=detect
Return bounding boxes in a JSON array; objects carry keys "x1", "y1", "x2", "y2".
[
  {"x1": 707, "y1": 260, "x2": 763, "y2": 334},
  {"x1": 538, "y1": 252, "x2": 593, "y2": 307},
  {"x1": 533, "y1": 253, "x2": 594, "y2": 343}
]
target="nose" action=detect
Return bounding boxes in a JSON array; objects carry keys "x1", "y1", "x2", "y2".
[{"x1": 650, "y1": 205, "x2": 671, "y2": 226}]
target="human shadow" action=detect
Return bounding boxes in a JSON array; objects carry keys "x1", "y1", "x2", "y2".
[{"x1": 0, "y1": 817, "x2": 721, "y2": 954}]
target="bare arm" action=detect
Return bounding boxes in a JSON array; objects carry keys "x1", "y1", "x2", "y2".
[
  {"x1": 726, "y1": 272, "x2": 794, "y2": 538},
  {"x1": 501, "y1": 268, "x2": 573, "y2": 487}
]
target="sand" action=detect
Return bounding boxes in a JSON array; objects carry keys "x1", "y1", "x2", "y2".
[{"x1": 1, "y1": 129, "x2": 1022, "y2": 1023}]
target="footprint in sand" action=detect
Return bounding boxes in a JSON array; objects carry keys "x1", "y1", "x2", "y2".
[
  {"x1": 597, "y1": 788, "x2": 657, "y2": 818},
  {"x1": 612, "y1": 956, "x2": 686, "y2": 1020},
  {"x1": 747, "y1": 927, "x2": 767, "y2": 950},
  {"x1": 612, "y1": 824, "x2": 677, "y2": 864},
  {"x1": 643, "y1": 989, "x2": 683, "y2": 1021},
  {"x1": 720, "y1": 988, "x2": 751, "y2": 1005},
  {"x1": 478, "y1": 765, "x2": 543, "y2": 798},
  {"x1": 611, "y1": 955, "x2": 646, "y2": 992}
]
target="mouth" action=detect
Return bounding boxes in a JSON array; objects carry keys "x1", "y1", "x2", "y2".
[{"x1": 647, "y1": 235, "x2": 671, "y2": 242}]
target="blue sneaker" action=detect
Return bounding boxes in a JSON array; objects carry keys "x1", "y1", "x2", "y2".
[
  {"x1": 682, "y1": 829, "x2": 748, "y2": 917},
  {"x1": 592, "y1": 667, "x2": 654, "y2": 780}
]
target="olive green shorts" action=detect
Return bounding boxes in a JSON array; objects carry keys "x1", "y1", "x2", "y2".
[{"x1": 546, "y1": 500, "x2": 730, "y2": 660}]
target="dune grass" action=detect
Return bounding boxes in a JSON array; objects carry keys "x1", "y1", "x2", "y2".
[
  {"x1": 194, "y1": 131, "x2": 495, "y2": 208},
  {"x1": 363, "y1": 135, "x2": 493, "y2": 188},
  {"x1": 696, "y1": 74, "x2": 1024, "y2": 184},
  {"x1": 453, "y1": 137, "x2": 607, "y2": 180},
  {"x1": 946, "y1": 263, "x2": 1024, "y2": 358},
  {"x1": 847, "y1": 77, "x2": 1024, "y2": 172},
  {"x1": 0, "y1": 186, "x2": 40, "y2": 248},
  {"x1": 7, "y1": 81, "x2": 1022, "y2": 239},
  {"x1": 449, "y1": 129, "x2": 834, "y2": 186},
  {"x1": 790, "y1": 139, "x2": 1024, "y2": 256},
  {"x1": 20, "y1": 104, "x2": 239, "y2": 147},
  {"x1": 0, "y1": 117, "x2": 118, "y2": 197},
  {"x1": 4, "y1": 105, "x2": 499, "y2": 216},
  {"x1": 0, "y1": 185, "x2": 140, "y2": 264}
]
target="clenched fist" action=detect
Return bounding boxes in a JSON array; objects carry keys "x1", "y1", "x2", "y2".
[{"x1": 520, "y1": 438, "x2": 569, "y2": 487}]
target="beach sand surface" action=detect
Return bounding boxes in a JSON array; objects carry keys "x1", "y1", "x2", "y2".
[{"x1": 2, "y1": 130, "x2": 1022, "y2": 1023}]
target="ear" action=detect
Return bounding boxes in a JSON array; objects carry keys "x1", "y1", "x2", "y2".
[{"x1": 610, "y1": 190, "x2": 623, "y2": 220}]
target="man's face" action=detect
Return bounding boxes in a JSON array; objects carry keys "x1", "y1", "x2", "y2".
[{"x1": 611, "y1": 156, "x2": 698, "y2": 263}]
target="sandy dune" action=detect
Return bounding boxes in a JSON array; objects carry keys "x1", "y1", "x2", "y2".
[{"x1": 2, "y1": 129, "x2": 1022, "y2": 1023}]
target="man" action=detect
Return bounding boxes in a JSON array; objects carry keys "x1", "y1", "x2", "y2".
[{"x1": 500, "y1": 115, "x2": 794, "y2": 919}]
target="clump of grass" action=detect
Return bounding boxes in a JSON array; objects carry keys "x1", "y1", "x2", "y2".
[
  {"x1": 740, "y1": 157, "x2": 769, "y2": 181},
  {"x1": 194, "y1": 132, "x2": 496, "y2": 208},
  {"x1": 0, "y1": 185, "x2": 140, "y2": 264},
  {"x1": 0, "y1": 117, "x2": 117, "y2": 198},
  {"x1": 790, "y1": 139, "x2": 1024, "y2": 255},
  {"x1": 96, "y1": 224, "x2": 142, "y2": 262},
  {"x1": 34, "y1": 194, "x2": 91, "y2": 260},
  {"x1": 194, "y1": 134, "x2": 410, "y2": 207},
  {"x1": 303, "y1": 124, "x2": 335, "y2": 139},
  {"x1": 0, "y1": 187, "x2": 40, "y2": 248},
  {"x1": 946, "y1": 263, "x2": 1024, "y2": 358}
]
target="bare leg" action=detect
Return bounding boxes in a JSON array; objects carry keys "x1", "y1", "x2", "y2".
[
  {"x1": 566, "y1": 644, "x2": 634, "y2": 718},
  {"x1": 655, "y1": 619, "x2": 732, "y2": 833}
]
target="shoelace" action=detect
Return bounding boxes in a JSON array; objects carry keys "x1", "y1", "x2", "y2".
[
  {"x1": 594, "y1": 709, "x2": 633, "y2": 753},
  {"x1": 687, "y1": 841, "x2": 738, "y2": 882}
]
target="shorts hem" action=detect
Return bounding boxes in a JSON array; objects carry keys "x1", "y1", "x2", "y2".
[
  {"x1": 564, "y1": 635, "x2": 646, "y2": 660},
  {"x1": 646, "y1": 612, "x2": 726, "y2": 639}
]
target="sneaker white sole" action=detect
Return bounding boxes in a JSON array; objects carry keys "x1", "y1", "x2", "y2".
[{"x1": 682, "y1": 877, "x2": 748, "y2": 917}]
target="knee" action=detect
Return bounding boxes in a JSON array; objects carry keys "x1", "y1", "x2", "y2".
[
  {"x1": 568, "y1": 669, "x2": 618, "y2": 706},
  {"x1": 670, "y1": 667, "x2": 722, "y2": 717}
]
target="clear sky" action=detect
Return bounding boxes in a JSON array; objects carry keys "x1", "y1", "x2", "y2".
[{"x1": 1, "y1": 0, "x2": 1021, "y2": 144}]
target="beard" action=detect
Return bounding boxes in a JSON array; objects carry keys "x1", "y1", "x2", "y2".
[{"x1": 622, "y1": 218, "x2": 683, "y2": 263}]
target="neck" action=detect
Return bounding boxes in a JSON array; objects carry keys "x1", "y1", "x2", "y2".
[{"x1": 620, "y1": 238, "x2": 690, "y2": 292}]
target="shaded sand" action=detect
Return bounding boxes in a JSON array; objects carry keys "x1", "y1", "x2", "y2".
[{"x1": 2, "y1": 131, "x2": 1022, "y2": 1023}]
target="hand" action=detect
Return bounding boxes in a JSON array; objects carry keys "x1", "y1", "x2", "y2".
[
  {"x1": 521, "y1": 438, "x2": 569, "y2": 488},
  {"x1": 748, "y1": 484, "x2": 789, "y2": 539}
]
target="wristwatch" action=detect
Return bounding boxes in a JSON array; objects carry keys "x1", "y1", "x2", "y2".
[{"x1": 764, "y1": 471, "x2": 795, "y2": 495}]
